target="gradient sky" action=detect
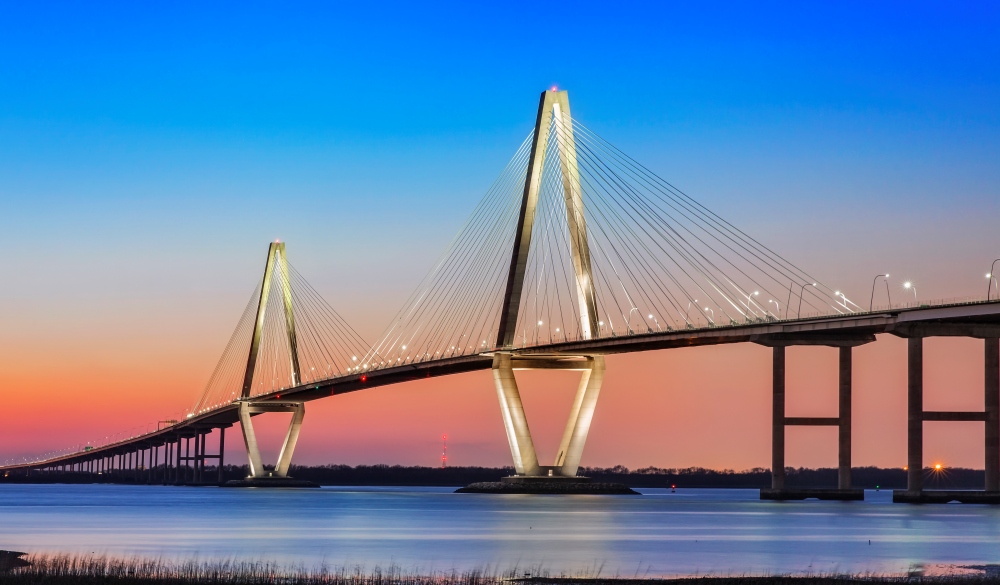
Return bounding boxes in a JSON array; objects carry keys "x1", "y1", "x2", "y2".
[{"x1": 2, "y1": 2, "x2": 999, "y2": 470}]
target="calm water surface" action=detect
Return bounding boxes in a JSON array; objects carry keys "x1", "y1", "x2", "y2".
[{"x1": 1, "y1": 484, "x2": 998, "y2": 577}]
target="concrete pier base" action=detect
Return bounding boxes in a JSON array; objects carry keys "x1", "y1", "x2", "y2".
[
  {"x1": 457, "y1": 476, "x2": 637, "y2": 494},
  {"x1": 223, "y1": 477, "x2": 319, "y2": 488},
  {"x1": 760, "y1": 487, "x2": 864, "y2": 501}
]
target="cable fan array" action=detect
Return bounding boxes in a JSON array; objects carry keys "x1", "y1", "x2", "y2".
[
  {"x1": 510, "y1": 115, "x2": 861, "y2": 342},
  {"x1": 361, "y1": 110, "x2": 860, "y2": 370},
  {"x1": 360, "y1": 133, "x2": 533, "y2": 370},
  {"x1": 191, "y1": 259, "x2": 370, "y2": 415}
]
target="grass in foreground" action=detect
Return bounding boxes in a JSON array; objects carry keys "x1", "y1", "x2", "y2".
[{"x1": 2, "y1": 555, "x2": 1000, "y2": 585}]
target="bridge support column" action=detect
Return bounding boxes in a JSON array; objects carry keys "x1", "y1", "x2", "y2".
[
  {"x1": 838, "y1": 347, "x2": 852, "y2": 489},
  {"x1": 492, "y1": 354, "x2": 604, "y2": 478},
  {"x1": 193, "y1": 434, "x2": 201, "y2": 484},
  {"x1": 556, "y1": 356, "x2": 605, "y2": 476},
  {"x1": 906, "y1": 337, "x2": 924, "y2": 494},
  {"x1": 236, "y1": 401, "x2": 308, "y2": 482},
  {"x1": 493, "y1": 354, "x2": 540, "y2": 476},
  {"x1": 174, "y1": 438, "x2": 182, "y2": 485},
  {"x1": 985, "y1": 337, "x2": 999, "y2": 492},
  {"x1": 892, "y1": 335, "x2": 1000, "y2": 503},
  {"x1": 771, "y1": 346, "x2": 785, "y2": 490},
  {"x1": 218, "y1": 427, "x2": 226, "y2": 485}
]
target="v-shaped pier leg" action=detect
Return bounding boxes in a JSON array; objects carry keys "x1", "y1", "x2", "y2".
[
  {"x1": 275, "y1": 404, "x2": 305, "y2": 477},
  {"x1": 493, "y1": 354, "x2": 541, "y2": 476},
  {"x1": 555, "y1": 356, "x2": 605, "y2": 476},
  {"x1": 238, "y1": 402, "x2": 264, "y2": 478}
]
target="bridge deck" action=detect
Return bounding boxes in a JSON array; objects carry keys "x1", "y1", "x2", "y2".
[{"x1": 6, "y1": 299, "x2": 1000, "y2": 472}]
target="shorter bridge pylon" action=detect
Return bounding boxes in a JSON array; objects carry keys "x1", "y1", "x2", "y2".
[{"x1": 229, "y1": 242, "x2": 317, "y2": 487}]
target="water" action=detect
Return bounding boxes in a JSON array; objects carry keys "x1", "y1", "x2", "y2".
[{"x1": 1, "y1": 484, "x2": 999, "y2": 577}]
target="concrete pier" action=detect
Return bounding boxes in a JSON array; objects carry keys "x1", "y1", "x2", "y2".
[
  {"x1": 894, "y1": 335, "x2": 1000, "y2": 503},
  {"x1": 771, "y1": 346, "x2": 785, "y2": 491},
  {"x1": 907, "y1": 337, "x2": 923, "y2": 494},
  {"x1": 838, "y1": 346, "x2": 852, "y2": 489},
  {"x1": 986, "y1": 337, "x2": 999, "y2": 492},
  {"x1": 764, "y1": 342, "x2": 862, "y2": 500}
]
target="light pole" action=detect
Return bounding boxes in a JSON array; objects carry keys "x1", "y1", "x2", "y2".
[
  {"x1": 988, "y1": 259, "x2": 1000, "y2": 299},
  {"x1": 797, "y1": 282, "x2": 817, "y2": 318},
  {"x1": 648, "y1": 314, "x2": 660, "y2": 331},
  {"x1": 834, "y1": 291, "x2": 846, "y2": 310},
  {"x1": 903, "y1": 281, "x2": 917, "y2": 301},
  {"x1": 870, "y1": 274, "x2": 890, "y2": 311},
  {"x1": 768, "y1": 299, "x2": 780, "y2": 319},
  {"x1": 687, "y1": 299, "x2": 698, "y2": 323},
  {"x1": 704, "y1": 306, "x2": 714, "y2": 324},
  {"x1": 743, "y1": 290, "x2": 760, "y2": 318}
]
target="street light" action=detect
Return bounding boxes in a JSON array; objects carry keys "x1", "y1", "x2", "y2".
[
  {"x1": 744, "y1": 290, "x2": 760, "y2": 317},
  {"x1": 989, "y1": 259, "x2": 1000, "y2": 300},
  {"x1": 647, "y1": 314, "x2": 660, "y2": 331},
  {"x1": 834, "y1": 290, "x2": 845, "y2": 310},
  {"x1": 768, "y1": 299, "x2": 780, "y2": 319},
  {"x1": 870, "y1": 274, "x2": 890, "y2": 311},
  {"x1": 797, "y1": 282, "x2": 817, "y2": 318},
  {"x1": 903, "y1": 281, "x2": 917, "y2": 301},
  {"x1": 704, "y1": 306, "x2": 714, "y2": 324}
]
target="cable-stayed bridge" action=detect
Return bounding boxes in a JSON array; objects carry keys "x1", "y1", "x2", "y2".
[{"x1": 4, "y1": 90, "x2": 1000, "y2": 503}]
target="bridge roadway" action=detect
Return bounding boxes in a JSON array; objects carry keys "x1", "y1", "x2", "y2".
[{"x1": 5, "y1": 298, "x2": 999, "y2": 475}]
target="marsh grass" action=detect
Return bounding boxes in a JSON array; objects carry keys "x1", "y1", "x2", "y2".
[
  {"x1": 1, "y1": 555, "x2": 508, "y2": 585},
  {"x1": 3, "y1": 555, "x2": 1000, "y2": 585}
]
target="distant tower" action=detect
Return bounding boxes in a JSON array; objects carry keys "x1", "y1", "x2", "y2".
[{"x1": 441, "y1": 434, "x2": 448, "y2": 468}]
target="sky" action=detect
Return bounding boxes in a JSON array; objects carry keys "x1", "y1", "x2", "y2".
[{"x1": 1, "y1": 1, "x2": 999, "y2": 471}]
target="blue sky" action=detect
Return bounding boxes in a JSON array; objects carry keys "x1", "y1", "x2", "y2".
[{"x1": 2, "y1": 0, "x2": 998, "y2": 332}]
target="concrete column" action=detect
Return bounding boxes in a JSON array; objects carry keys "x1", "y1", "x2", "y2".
[
  {"x1": 907, "y1": 337, "x2": 923, "y2": 493},
  {"x1": 492, "y1": 354, "x2": 541, "y2": 476},
  {"x1": 772, "y1": 346, "x2": 786, "y2": 490},
  {"x1": 556, "y1": 356, "x2": 605, "y2": 477},
  {"x1": 275, "y1": 405, "x2": 305, "y2": 477},
  {"x1": 194, "y1": 434, "x2": 203, "y2": 483},
  {"x1": 839, "y1": 346, "x2": 852, "y2": 489},
  {"x1": 217, "y1": 427, "x2": 226, "y2": 485},
  {"x1": 986, "y1": 337, "x2": 999, "y2": 492},
  {"x1": 174, "y1": 438, "x2": 182, "y2": 485},
  {"x1": 238, "y1": 403, "x2": 265, "y2": 477}
]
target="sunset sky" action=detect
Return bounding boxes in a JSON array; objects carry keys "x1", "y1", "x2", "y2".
[{"x1": 2, "y1": 2, "x2": 998, "y2": 470}]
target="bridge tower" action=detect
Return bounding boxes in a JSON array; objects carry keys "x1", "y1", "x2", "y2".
[
  {"x1": 493, "y1": 89, "x2": 605, "y2": 479},
  {"x1": 236, "y1": 242, "x2": 309, "y2": 482}
]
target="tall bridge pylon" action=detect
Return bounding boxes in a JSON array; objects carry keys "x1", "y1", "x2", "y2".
[{"x1": 494, "y1": 90, "x2": 604, "y2": 479}]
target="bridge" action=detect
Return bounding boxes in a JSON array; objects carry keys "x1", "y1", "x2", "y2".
[{"x1": 3, "y1": 90, "x2": 999, "y2": 503}]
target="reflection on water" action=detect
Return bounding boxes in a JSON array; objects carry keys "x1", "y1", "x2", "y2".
[{"x1": 1, "y1": 485, "x2": 998, "y2": 576}]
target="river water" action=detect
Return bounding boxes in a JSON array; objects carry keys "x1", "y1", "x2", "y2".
[{"x1": 1, "y1": 484, "x2": 998, "y2": 577}]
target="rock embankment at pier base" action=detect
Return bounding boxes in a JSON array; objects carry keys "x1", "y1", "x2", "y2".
[
  {"x1": 223, "y1": 478, "x2": 320, "y2": 488},
  {"x1": 455, "y1": 481, "x2": 638, "y2": 494}
]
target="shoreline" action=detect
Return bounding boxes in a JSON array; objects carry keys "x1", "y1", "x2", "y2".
[
  {"x1": 1, "y1": 465, "x2": 990, "y2": 490},
  {"x1": 2, "y1": 554, "x2": 999, "y2": 585}
]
